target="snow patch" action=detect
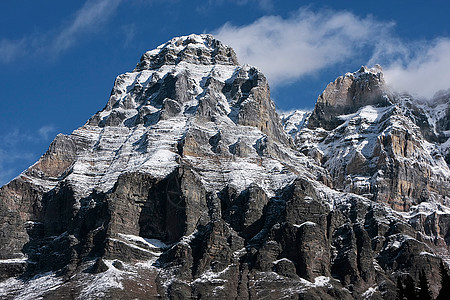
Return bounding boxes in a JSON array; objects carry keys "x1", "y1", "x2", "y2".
[
  {"x1": 293, "y1": 221, "x2": 317, "y2": 228},
  {"x1": 362, "y1": 287, "x2": 378, "y2": 299},
  {"x1": 78, "y1": 260, "x2": 126, "y2": 299},
  {"x1": 118, "y1": 233, "x2": 168, "y2": 249},
  {"x1": 338, "y1": 105, "x2": 389, "y2": 123},
  {"x1": 280, "y1": 110, "x2": 311, "y2": 137},
  {"x1": 299, "y1": 276, "x2": 331, "y2": 288},
  {"x1": 193, "y1": 266, "x2": 231, "y2": 284},
  {"x1": 272, "y1": 258, "x2": 293, "y2": 265},
  {"x1": 0, "y1": 272, "x2": 63, "y2": 300},
  {"x1": 420, "y1": 251, "x2": 436, "y2": 257},
  {"x1": 0, "y1": 258, "x2": 27, "y2": 264}
]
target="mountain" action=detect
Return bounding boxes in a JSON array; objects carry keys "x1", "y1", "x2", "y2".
[
  {"x1": 286, "y1": 66, "x2": 450, "y2": 210},
  {"x1": 0, "y1": 34, "x2": 449, "y2": 299}
]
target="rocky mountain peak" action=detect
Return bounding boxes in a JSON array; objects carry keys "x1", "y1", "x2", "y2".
[
  {"x1": 134, "y1": 34, "x2": 239, "y2": 72},
  {"x1": 308, "y1": 65, "x2": 390, "y2": 130},
  {"x1": 353, "y1": 64, "x2": 383, "y2": 78},
  {"x1": 320, "y1": 64, "x2": 386, "y2": 108},
  {"x1": 28, "y1": 34, "x2": 289, "y2": 200}
]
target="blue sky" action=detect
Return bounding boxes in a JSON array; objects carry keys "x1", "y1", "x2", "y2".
[{"x1": 0, "y1": 0, "x2": 449, "y2": 185}]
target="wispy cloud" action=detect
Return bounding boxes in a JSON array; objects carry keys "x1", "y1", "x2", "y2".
[
  {"x1": 215, "y1": 9, "x2": 394, "y2": 86},
  {"x1": 0, "y1": 148, "x2": 35, "y2": 186},
  {"x1": 51, "y1": 0, "x2": 122, "y2": 54},
  {"x1": 214, "y1": 8, "x2": 450, "y2": 99},
  {"x1": 0, "y1": 125, "x2": 55, "y2": 147},
  {"x1": 1, "y1": 129, "x2": 34, "y2": 147},
  {"x1": 0, "y1": 125, "x2": 57, "y2": 186},
  {"x1": 121, "y1": 24, "x2": 137, "y2": 48},
  {"x1": 0, "y1": 0, "x2": 122, "y2": 63},
  {"x1": 199, "y1": 0, "x2": 273, "y2": 14},
  {"x1": 231, "y1": 0, "x2": 273, "y2": 11},
  {"x1": 38, "y1": 125, "x2": 57, "y2": 140},
  {"x1": 0, "y1": 149, "x2": 15, "y2": 186},
  {"x1": 0, "y1": 39, "x2": 27, "y2": 64},
  {"x1": 382, "y1": 38, "x2": 450, "y2": 98}
]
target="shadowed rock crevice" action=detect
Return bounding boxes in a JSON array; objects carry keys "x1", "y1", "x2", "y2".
[{"x1": 20, "y1": 183, "x2": 110, "y2": 277}]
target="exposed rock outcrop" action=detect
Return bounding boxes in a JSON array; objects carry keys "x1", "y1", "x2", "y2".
[{"x1": 308, "y1": 65, "x2": 390, "y2": 130}]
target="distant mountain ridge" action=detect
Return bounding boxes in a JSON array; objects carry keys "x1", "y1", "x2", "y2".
[{"x1": 0, "y1": 34, "x2": 449, "y2": 299}]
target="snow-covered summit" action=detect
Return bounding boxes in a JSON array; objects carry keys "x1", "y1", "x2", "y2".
[
  {"x1": 345, "y1": 64, "x2": 384, "y2": 80},
  {"x1": 134, "y1": 34, "x2": 238, "y2": 72},
  {"x1": 16, "y1": 34, "x2": 299, "y2": 200}
]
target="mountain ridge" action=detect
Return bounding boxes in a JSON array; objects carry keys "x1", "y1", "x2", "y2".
[{"x1": 0, "y1": 34, "x2": 449, "y2": 299}]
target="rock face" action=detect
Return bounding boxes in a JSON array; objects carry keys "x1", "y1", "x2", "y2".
[
  {"x1": 308, "y1": 65, "x2": 389, "y2": 130},
  {"x1": 288, "y1": 67, "x2": 450, "y2": 212},
  {"x1": 0, "y1": 34, "x2": 449, "y2": 299}
]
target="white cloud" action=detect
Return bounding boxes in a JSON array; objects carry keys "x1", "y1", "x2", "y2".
[
  {"x1": 0, "y1": 0, "x2": 122, "y2": 63},
  {"x1": 1, "y1": 129, "x2": 33, "y2": 147},
  {"x1": 38, "y1": 125, "x2": 56, "y2": 140},
  {"x1": 0, "y1": 148, "x2": 14, "y2": 186},
  {"x1": 0, "y1": 147, "x2": 35, "y2": 186},
  {"x1": 215, "y1": 9, "x2": 394, "y2": 86},
  {"x1": 0, "y1": 39, "x2": 26, "y2": 63},
  {"x1": 0, "y1": 125, "x2": 56, "y2": 186},
  {"x1": 51, "y1": 0, "x2": 122, "y2": 53},
  {"x1": 214, "y1": 8, "x2": 450, "y2": 99},
  {"x1": 1, "y1": 125, "x2": 54, "y2": 147},
  {"x1": 233, "y1": 0, "x2": 273, "y2": 11},
  {"x1": 382, "y1": 38, "x2": 450, "y2": 99},
  {"x1": 203, "y1": 0, "x2": 273, "y2": 12},
  {"x1": 121, "y1": 24, "x2": 137, "y2": 48}
]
